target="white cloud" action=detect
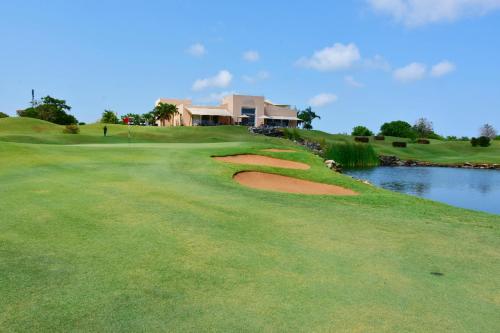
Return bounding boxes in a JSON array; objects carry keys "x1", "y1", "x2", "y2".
[
  {"x1": 242, "y1": 70, "x2": 270, "y2": 83},
  {"x1": 199, "y1": 91, "x2": 236, "y2": 103},
  {"x1": 187, "y1": 43, "x2": 206, "y2": 57},
  {"x1": 243, "y1": 50, "x2": 260, "y2": 62},
  {"x1": 393, "y1": 62, "x2": 427, "y2": 82},
  {"x1": 192, "y1": 70, "x2": 233, "y2": 91},
  {"x1": 431, "y1": 60, "x2": 456, "y2": 77},
  {"x1": 308, "y1": 93, "x2": 338, "y2": 107},
  {"x1": 297, "y1": 43, "x2": 361, "y2": 71},
  {"x1": 363, "y1": 55, "x2": 391, "y2": 71},
  {"x1": 368, "y1": 0, "x2": 500, "y2": 27},
  {"x1": 345, "y1": 76, "x2": 365, "y2": 88}
]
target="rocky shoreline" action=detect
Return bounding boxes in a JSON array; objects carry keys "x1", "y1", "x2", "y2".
[{"x1": 379, "y1": 155, "x2": 500, "y2": 170}]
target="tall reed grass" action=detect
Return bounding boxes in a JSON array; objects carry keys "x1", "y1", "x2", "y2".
[{"x1": 325, "y1": 142, "x2": 379, "y2": 168}]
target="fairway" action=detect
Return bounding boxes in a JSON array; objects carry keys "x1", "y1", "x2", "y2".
[{"x1": 1, "y1": 119, "x2": 499, "y2": 332}]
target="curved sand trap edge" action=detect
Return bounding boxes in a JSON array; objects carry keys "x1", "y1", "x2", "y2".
[
  {"x1": 234, "y1": 171, "x2": 358, "y2": 195},
  {"x1": 261, "y1": 148, "x2": 297, "y2": 153},
  {"x1": 213, "y1": 154, "x2": 310, "y2": 170}
]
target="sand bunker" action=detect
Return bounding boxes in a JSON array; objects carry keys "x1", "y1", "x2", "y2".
[
  {"x1": 261, "y1": 148, "x2": 296, "y2": 153},
  {"x1": 234, "y1": 171, "x2": 358, "y2": 195},
  {"x1": 214, "y1": 154, "x2": 309, "y2": 170}
]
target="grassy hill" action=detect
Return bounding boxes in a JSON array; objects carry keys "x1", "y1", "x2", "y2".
[
  {"x1": 298, "y1": 129, "x2": 500, "y2": 164},
  {"x1": 0, "y1": 117, "x2": 280, "y2": 145},
  {"x1": 2, "y1": 118, "x2": 497, "y2": 164},
  {"x1": 1, "y1": 118, "x2": 499, "y2": 331}
]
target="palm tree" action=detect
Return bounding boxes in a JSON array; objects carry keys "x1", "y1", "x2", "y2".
[
  {"x1": 153, "y1": 103, "x2": 178, "y2": 126},
  {"x1": 142, "y1": 111, "x2": 156, "y2": 126},
  {"x1": 297, "y1": 107, "x2": 320, "y2": 130}
]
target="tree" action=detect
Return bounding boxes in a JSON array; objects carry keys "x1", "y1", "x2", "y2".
[
  {"x1": 142, "y1": 111, "x2": 156, "y2": 126},
  {"x1": 472, "y1": 136, "x2": 491, "y2": 147},
  {"x1": 0, "y1": 112, "x2": 9, "y2": 118},
  {"x1": 17, "y1": 95, "x2": 77, "y2": 125},
  {"x1": 100, "y1": 110, "x2": 119, "y2": 124},
  {"x1": 123, "y1": 113, "x2": 144, "y2": 125},
  {"x1": 351, "y1": 126, "x2": 373, "y2": 136},
  {"x1": 413, "y1": 118, "x2": 434, "y2": 138},
  {"x1": 480, "y1": 124, "x2": 497, "y2": 139},
  {"x1": 40, "y1": 96, "x2": 71, "y2": 111},
  {"x1": 153, "y1": 103, "x2": 178, "y2": 126},
  {"x1": 380, "y1": 120, "x2": 416, "y2": 139},
  {"x1": 297, "y1": 107, "x2": 320, "y2": 130}
]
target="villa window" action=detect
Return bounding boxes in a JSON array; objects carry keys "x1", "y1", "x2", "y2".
[{"x1": 241, "y1": 108, "x2": 255, "y2": 126}]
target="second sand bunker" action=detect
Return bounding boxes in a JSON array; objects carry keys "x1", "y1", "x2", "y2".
[{"x1": 233, "y1": 171, "x2": 358, "y2": 195}]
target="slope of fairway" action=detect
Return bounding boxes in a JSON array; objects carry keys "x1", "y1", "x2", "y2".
[
  {"x1": 298, "y1": 129, "x2": 500, "y2": 164},
  {"x1": 0, "y1": 120, "x2": 499, "y2": 332}
]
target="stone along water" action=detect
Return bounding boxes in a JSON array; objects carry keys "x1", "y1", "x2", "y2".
[{"x1": 345, "y1": 167, "x2": 500, "y2": 215}]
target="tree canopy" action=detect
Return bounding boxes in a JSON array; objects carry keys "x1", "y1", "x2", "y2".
[
  {"x1": 0, "y1": 112, "x2": 9, "y2": 118},
  {"x1": 297, "y1": 107, "x2": 320, "y2": 130},
  {"x1": 380, "y1": 120, "x2": 416, "y2": 139},
  {"x1": 17, "y1": 95, "x2": 77, "y2": 125},
  {"x1": 351, "y1": 126, "x2": 373, "y2": 136},
  {"x1": 100, "y1": 110, "x2": 119, "y2": 124},
  {"x1": 153, "y1": 103, "x2": 178, "y2": 126},
  {"x1": 480, "y1": 124, "x2": 497, "y2": 139},
  {"x1": 413, "y1": 118, "x2": 434, "y2": 138}
]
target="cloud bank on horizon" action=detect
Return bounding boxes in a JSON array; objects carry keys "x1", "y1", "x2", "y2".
[{"x1": 368, "y1": 0, "x2": 500, "y2": 26}]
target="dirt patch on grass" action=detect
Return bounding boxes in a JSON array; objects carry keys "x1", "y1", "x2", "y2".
[
  {"x1": 214, "y1": 154, "x2": 309, "y2": 170},
  {"x1": 234, "y1": 171, "x2": 358, "y2": 195},
  {"x1": 261, "y1": 148, "x2": 297, "y2": 153}
]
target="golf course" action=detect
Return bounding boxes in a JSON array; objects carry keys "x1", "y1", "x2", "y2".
[{"x1": 1, "y1": 117, "x2": 499, "y2": 332}]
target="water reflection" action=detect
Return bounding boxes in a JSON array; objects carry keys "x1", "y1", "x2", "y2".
[
  {"x1": 381, "y1": 181, "x2": 431, "y2": 196},
  {"x1": 345, "y1": 167, "x2": 500, "y2": 215}
]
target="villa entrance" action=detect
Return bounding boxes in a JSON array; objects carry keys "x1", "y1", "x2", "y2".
[{"x1": 240, "y1": 108, "x2": 255, "y2": 126}]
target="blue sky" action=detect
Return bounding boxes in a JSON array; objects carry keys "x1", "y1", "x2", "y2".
[{"x1": 1, "y1": 0, "x2": 499, "y2": 136}]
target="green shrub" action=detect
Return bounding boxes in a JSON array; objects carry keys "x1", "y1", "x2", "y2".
[
  {"x1": 351, "y1": 126, "x2": 373, "y2": 136},
  {"x1": 478, "y1": 136, "x2": 491, "y2": 147},
  {"x1": 0, "y1": 112, "x2": 9, "y2": 118},
  {"x1": 471, "y1": 137, "x2": 479, "y2": 147},
  {"x1": 63, "y1": 124, "x2": 80, "y2": 134},
  {"x1": 325, "y1": 143, "x2": 379, "y2": 168},
  {"x1": 417, "y1": 139, "x2": 430, "y2": 144},
  {"x1": 392, "y1": 141, "x2": 407, "y2": 148},
  {"x1": 354, "y1": 136, "x2": 369, "y2": 143}
]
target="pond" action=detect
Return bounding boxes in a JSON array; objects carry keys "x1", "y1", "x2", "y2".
[{"x1": 344, "y1": 167, "x2": 500, "y2": 215}]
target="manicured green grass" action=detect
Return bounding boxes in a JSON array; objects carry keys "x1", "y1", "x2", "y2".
[
  {"x1": 1, "y1": 118, "x2": 499, "y2": 331},
  {"x1": 298, "y1": 129, "x2": 500, "y2": 164}
]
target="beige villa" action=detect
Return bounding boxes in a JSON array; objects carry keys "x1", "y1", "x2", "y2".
[{"x1": 155, "y1": 94, "x2": 300, "y2": 127}]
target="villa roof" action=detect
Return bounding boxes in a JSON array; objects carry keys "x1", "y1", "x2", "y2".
[
  {"x1": 265, "y1": 99, "x2": 290, "y2": 107},
  {"x1": 156, "y1": 98, "x2": 192, "y2": 106},
  {"x1": 186, "y1": 107, "x2": 232, "y2": 117}
]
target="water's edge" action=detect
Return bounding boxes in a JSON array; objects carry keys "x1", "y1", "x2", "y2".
[{"x1": 379, "y1": 155, "x2": 500, "y2": 170}]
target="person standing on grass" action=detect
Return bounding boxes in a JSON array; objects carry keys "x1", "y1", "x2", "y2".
[{"x1": 103, "y1": 125, "x2": 108, "y2": 137}]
